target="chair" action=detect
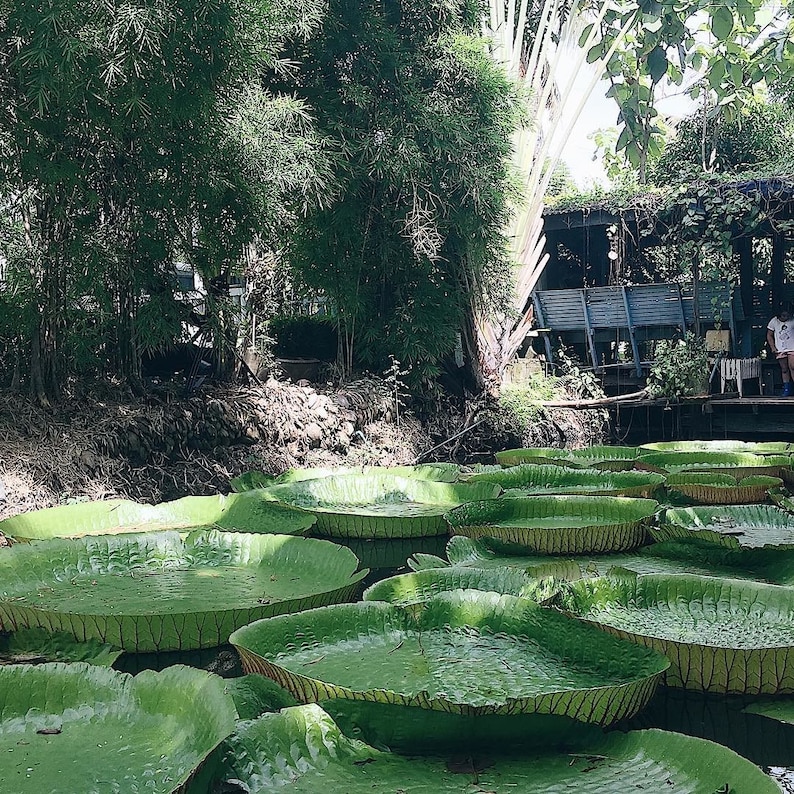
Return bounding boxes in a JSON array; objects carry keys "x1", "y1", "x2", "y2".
[{"x1": 719, "y1": 357, "x2": 762, "y2": 398}]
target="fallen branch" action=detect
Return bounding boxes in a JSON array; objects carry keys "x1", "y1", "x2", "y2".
[
  {"x1": 538, "y1": 389, "x2": 649, "y2": 408},
  {"x1": 413, "y1": 419, "x2": 487, "y2": 464}
]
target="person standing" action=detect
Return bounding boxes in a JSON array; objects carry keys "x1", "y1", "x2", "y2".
[{"x1": 767, "y1": 305, "x2": 794, "y2": 396}]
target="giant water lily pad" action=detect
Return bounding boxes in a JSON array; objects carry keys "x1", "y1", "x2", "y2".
[
  {"x1": 641, "y1": 440, "x2": 794, "y2": 454},
  {"x1": 0, "y1": 628, "x2": 121, "y2": 667},
  {"x1": 467, "y1": 464, "x2": 664, "y2": 497},
  {"x1": 0, "y1": 662, "x2": 236, "y2": 794},
  {"x1": 444, "y1": 495, "x2": 657, "y2": 554},
  {"x1": 0, "y1": 492, "x2": 316, "y2": 541},
  {"x1": 231, "y1": 463, "x2": 461, "y2": 492},
  {"x1": 362, "y1": 567, "x2": 554, "y2": 607},
  {"x1": 210, "y1": 703, "x2": 777, "y2": 793},
  {"x1": 230, "y1": 590, "x2": 668, "y2": 728},
  {"x1": 260, "y1": 473, "x2": 500, "y2": 538},
  {"x1": 560, "y1": 571, "x2": 794, "y2": 693},
  {"x1": 636, "y1": 451, "x2": 791, "y2": 479},
  {"x1": 664, "y1": 473, "x2": 782, "y2": 504},
  {"x1": 496, "y1": 445, "x2": 639, "y2": 470},
  {"x1": 434, "y1": 536, "x2": 794, "y2": 586},
  {"x1": 0, "y1": 530, "x2": 366, "y2": 652},
  {"x1": 655, "y1": 504, "x2": 794, "y2": 549}
]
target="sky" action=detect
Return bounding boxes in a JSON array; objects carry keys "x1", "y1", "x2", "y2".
[{"x1": 557, "y1": 54, "x2": 698, "y2": 187}]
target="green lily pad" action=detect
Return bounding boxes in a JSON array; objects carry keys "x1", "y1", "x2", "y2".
[
  {"x1": 655, "y1": 504, "x2": 794, "y2": 549},
  {"x1": 209, "y1": 703, "x2": 777, "y2": 793},
  {"x1": 0, "y1": 628, "x2": 121, "y2": 667},
  {"x1": 362, "y1": 567, "x2": 556, "y2": 607},
  {"x1": 231, "y1": 464, "x2": 461, "y2": 492},
  {"x1": 468, "y1": 464, "x2": 664, "y2": 497},
  {"x1": 641, "y1": 440, "x2": 794, "y2": 454},
  {"x1": 441, "y1": 536, "x2": 794, "y2": 587},
  {"x1": 560, "y1": 571, "x2": 794, "y2": 693},
  {"x1": 230, "y1": 590, "x2": 668, "y2": 727},
  {"x1": 260, "y1": 473, "x2": 500, "y2": 538},
  {"x1": 0, "y1": 662, "x2": 236, "y2": 793},
  {"x1": 495, "y1": 445, "x2": 639, "y2": 470},
  {"x1": 636, "y1": 451, "x2": 791, "y2": 479},
  {"x1": 226, "y1": 674, "x2": 298, "y2": 720},
  {"x1": 444, "y1": 495, "x2": 657, "y2": 554},
  {"x1": 0, "y1": 530, "x2": 366, "y2": 652},
  {"x1": 458, "y1": 463, "x2": 502, "y2": 480},
  {"x1": 0, "y1": 492, "x2": 316, "y2": 541},
  {"x1": 664, "y1": 472, "x2": 782, "y2": 504},
  {"x1": 743, "y1": 698, "x2": 794, "y2": 728}
]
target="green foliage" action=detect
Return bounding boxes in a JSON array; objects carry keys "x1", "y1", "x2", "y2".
[
  {"x1": 652, "y1": 101, "x2": 794, "y2": 184},
  {"x1": 545, "y1": 160, "x2": 577, "y2": 197},
  {"x1": 498, "y1": 375, "x2": 559, "y2": 434},
  {"x1": 499, "y1": 373, "x2": 560, "y2": 436},
  {"x1": 646, "y1": 333, "x2": 709, "y2": 399},
  {"x1": 581, "y1": 0, "x2": 794, "y2": 183},
  {"x1": 0, "y1": 0, "x2": 332, "y2": 397},
  {"x1": 282, "y1": 2, "x2": 520, "y2": 385}
]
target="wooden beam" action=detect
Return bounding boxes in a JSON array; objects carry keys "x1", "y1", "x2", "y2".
[
  {"x1": 620, "y1": 286, "x2": 642, "y2": 377},
  {"x1": 579, "y1": 290, "x2": 599, "y2": 370},
  {"x1": 772, "y1": 233, "x2": 786, "y2": 309},
  {"x1": 735, "y1": 236, "x2": 754, "y2": 318}
]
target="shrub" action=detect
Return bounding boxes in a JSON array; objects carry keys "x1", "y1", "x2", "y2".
[{"x1": 646, "y1": 333, "x2": 709, "y2": 399}]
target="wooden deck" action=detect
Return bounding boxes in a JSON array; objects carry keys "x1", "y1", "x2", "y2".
[
  {"x1": 580, "y1": 392, "x2": 794, "y2": 442},
  {"x1": 711, "y1": 397, "x2": 794, "y2": 407}
]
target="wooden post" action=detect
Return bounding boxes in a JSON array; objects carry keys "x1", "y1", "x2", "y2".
[
  {"x1": 772, "y1": 233, "x2": 786, "y2": 309},
  {"x1": 692, "y1": 253, "x2": 701, "y2": 338},
  {"x1": 735, "y1": 236, "x2": 754, "y2": 356},
  {"x1": 736, "y1": 236, "x2": 753, "y2": 319}
]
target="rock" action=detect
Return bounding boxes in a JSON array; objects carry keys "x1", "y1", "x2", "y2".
[{"x1": 305, "y1": 423, "x2": 324, "y2": 442}]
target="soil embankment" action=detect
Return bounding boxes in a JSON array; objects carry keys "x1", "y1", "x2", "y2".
[{"x1": 0, "y1": 376, "x2": 607, "y2": 522}]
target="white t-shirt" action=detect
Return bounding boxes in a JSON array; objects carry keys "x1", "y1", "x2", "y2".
[{"x1": 768, "y1": 316, "x2": 794, "y2": 353}]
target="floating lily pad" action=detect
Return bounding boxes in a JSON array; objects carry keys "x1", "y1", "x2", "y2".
[
  {"x1": 230, "y1": 590, "x2": 668, "y2": 728},
  {"x1": 495, "y1": 445, "x2": 639, "y2": 470},
  {"x1": 260, "y1": 473, "x2": 500, "y2": 538},
  {"x1": 560, "y1": 571, "x2": 794, "y2": 694},
  {"x1": 468, "y1": 464, "x2": 664, "y2": 498},
  {"x1": 0, "y1": 628, "x2": 121, "y2": 667},
  {"x1": 655, "y1": 504, "x2": 794, "y2": 549},
  {"x1": 458, "y1": 463, "x2": 502, "y2": 480},
  {"x1": 0, "y1": 530, "x2": 366, "y2": 652},
  {"x1": 664, "y1": 472, "x2": 782, "y2": 504},
  {"x1": 641, "y1": 440, "x2": 794, "y2": 454},
  {"x1": 0, "y1": 662, "x2": 236, "y2": 794},
  {"x1": 226, "y1": 674, "x2": 298, "y2": 720},
  {"x1": 0, "y1": 492, "x2": 316, "y2": 541},
  {"x1": 362, "y1": 567, "x2": 555, "y2": 607},
  {"x1": 231, "y1": 463, "x2": 461, "y2": 492},
  {"x1": 743, "y1": 698, "x2": 794, "y2": 727},
  {"x1": 407, "y1": 537, "x2": 583, "y2": 581},
  {"x1": 441, "y1": 536, "x2": 794, "y2": 589},
  {"x1": 444, "y1": 495, "x2": 657, "y2": 554},
  {"x1": 635, "y1": 451, "x2": 791, "y2": 479},
  {"x1": 209, "y1": 703, "x2": 777, "y2": 793}
]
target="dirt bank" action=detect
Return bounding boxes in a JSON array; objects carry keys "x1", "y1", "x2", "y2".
[{"x1": 0, "y1": 376, "x2": 607, "y2": 521}]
